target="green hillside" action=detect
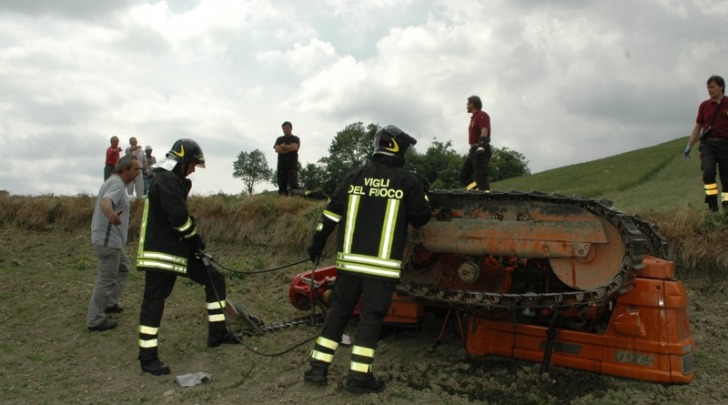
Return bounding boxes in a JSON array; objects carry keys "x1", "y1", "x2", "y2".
[{"x1": 492, "y1": 137, "x2": 702, "y2": 214}]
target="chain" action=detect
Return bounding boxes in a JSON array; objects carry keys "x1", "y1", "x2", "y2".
[{"x1": 237, "y1": 313, "x2": 325, "y2": 336}]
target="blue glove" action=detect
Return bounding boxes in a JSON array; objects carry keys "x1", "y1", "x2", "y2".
[{"x1": 683, "y1": 146, "x2": 691, "y2": 159}]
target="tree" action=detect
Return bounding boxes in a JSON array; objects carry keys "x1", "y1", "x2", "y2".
[
  {"x1": 408, "y1": 139, "x2": 462, "y2": 190},
  {"x1": 299, "y1": 162, "x2": 327, "y2": 191},
  {"x1": 311, "y1": 123, "x2": 531, "y2": 193},
  {"x1": 489, "y1": 146, "x2": 531, "y2": 182},
  {"x1": 318, "y1": 122, "x2": 379, "y2": 194},
  {"x1": 232, "y1": 149, "x2": 273, "y2": 195}
]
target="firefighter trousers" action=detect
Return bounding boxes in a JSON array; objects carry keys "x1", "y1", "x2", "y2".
[
  {"x1": 312, "y1": 271, "x2": 396, "y2": 371},
  {"x1": 138, "y1": 255, "x2": 228, "y2": 361},
  {"x1": 700, "y1": 139, "x2": 728, "y2": 207}
]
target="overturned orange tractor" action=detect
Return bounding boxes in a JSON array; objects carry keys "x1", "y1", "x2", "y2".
[{"x1": 289, "y1": 190, "x2": 695, "y2": 384}]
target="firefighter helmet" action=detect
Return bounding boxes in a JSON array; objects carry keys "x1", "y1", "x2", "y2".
[
  {"x1": 373, "y1": 125, "x2": 417, "y2": 159},
  {"x1": 168, "y1": 138, "x2": 205, "y2": 168}
]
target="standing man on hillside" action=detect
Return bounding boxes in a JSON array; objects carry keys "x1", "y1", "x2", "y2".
[
  {"x1": 684, "y1": 75, "x2": 728, "y2": 212},
  {"x1": 126, "y1": 137, "x2": 147, "y2": 199},
  {"x1": 274, "y1": 121, "x2": 300, "y2": 196},
  {"x1": 104, "y1": 136, "x2": 123, "y2": 181},
  {"x1": 86, "y1": 155, "x2": 139, "y2": 332},
  {"x1": 143, "y1": 145, "x2": 156, "y2": 196},
  {"x1": 136, "y1": 139, "x2": 238, "y2": 376},
  {"x1": 458, "y1": 95, "x2": 492, "y2": 191},
  {"x1": 303, "y1": 125, "x2": 431, "y2": 394}
]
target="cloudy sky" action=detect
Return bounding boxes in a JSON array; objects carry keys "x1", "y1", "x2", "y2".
[{"x1": 1, "y1": 0, "x2": 726, "y2": 196}]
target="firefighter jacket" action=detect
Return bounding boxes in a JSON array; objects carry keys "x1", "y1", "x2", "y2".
[
  {"x1": 313, "y1": 159, "x2": 431, "y2": 279},
  {"x1": 136, "y1": 169, "x2": 199, "y2": 275}
]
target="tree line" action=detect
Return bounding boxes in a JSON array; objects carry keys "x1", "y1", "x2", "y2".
[{"x1": 233, "y1": 122, "x2": 530, "y2": 195}]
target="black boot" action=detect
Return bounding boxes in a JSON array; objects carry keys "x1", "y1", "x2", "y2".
[
  {"x1": 208, "y1": 330, "x2": 240, "y2": 348},
  {"x1": 139, "y1": 348, "x2": 171, "y2": 376},
  {"x1": 303, "y1": 361, "x2": 329, "y2": 385},
  {"x1": 140, "y1": 358, "x2": 171, "y2": 376},
  {"x1": 345, "y1": 371, "x2": 385, "y2": 394},
  {"x1": 707, "y1": 195, "x2": 719, "y2": 212}
]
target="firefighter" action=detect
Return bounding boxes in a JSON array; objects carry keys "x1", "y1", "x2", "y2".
[
  {"x1": 136, "y1": 138, "x2": 238, "y2": 376},
  {"x1": 684, "y1": 75, "x2": 728, "y2": 212},
  {"x1": 303, "y1": 125, "x2": 432, "y2": 394}
]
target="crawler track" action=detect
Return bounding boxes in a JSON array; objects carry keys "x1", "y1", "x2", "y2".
[{"x1": 396, "y1": 189, "x2": 667, "y2": 311}]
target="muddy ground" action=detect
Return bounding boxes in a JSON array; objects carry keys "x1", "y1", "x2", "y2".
[{"x1": 1, "y1": 226, "x2": 726, "y2": 405}]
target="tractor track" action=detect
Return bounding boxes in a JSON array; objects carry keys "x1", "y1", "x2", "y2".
[{"x1": 395, "y1": 189, "x2": 669, "y2": 311}]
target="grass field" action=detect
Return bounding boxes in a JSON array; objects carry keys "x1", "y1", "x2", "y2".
[
  {"x1": 2, "y1": 136, "x2": 728, "y2": 404},
  {"x1": 494, "y1": 137, "x2": 701, "y2": 214}
]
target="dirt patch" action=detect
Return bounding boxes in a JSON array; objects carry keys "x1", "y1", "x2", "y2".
[{"x1": 0, "y1": 226, "x2": 725, "y2": 405}]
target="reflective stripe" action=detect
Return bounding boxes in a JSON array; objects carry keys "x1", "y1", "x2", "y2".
[
  {"x1": 138, "y1": 251, "x2": 188, "y2": 265},
  {"x1": 338, "y1": 252, "x2": 401, "y2": 269},
  {"x1": 323, "y1": 210, "x2": 342, "y2": 222},
  {"x1": 350, "y1": 361, "x2": 371, "y2": 373},
  {"x1": 352, "y1": 345, "x2": 375, "y2": 358},
  {"x1": 137, "y1": 199, "x2": 151, "y2": 262},
  {"x1": 138, "y1": 339, "x2": 158, "y2": 348},
  {"x1": 206, "y1": 300, "x2": 226, "y2": 310},
  {"x1": 139, "y1": 325, "x2": 158, "y2": 335},
  {"x1": 337, "y1": 252, "x2": 402, "y2": 278},
  {"x1": 316, "y1": 336, "x2": 339, "y2": 351},
  {"x1": 336, "y1": 261, "x2": 400, "y2": 278},
  {"x1": 379, "y1": 198, "x2": 399, "y2": 259},
  {"x1": 176, "y1": 216, "x2": 193, "y2": 233},
  {"x1": 136, "y1": 251, "x2": 188, "y2": 274},
  {"x1": 311, "y1": 350, "x2": 334, "y2": 363},
  {"x1": 343, "y1": 195, "x2": 360, "y2": 253},
  {"x1": 208, "y1": 314, "x2": 225, "y2": 322},
  {"x1": 705, "y1": 183, "x2": 718, "y2": 196},
  {"x1": 721, "y1": 193, "x2": 728, "y2": 202},
  {"x1": 136, "y1": 259, "x2": 188, "y2": 275}
]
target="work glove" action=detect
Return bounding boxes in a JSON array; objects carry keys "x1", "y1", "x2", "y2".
[
  {"x1": 307, "y1": 238, "x2": 325, "y2": 264},
  {"x1": 191, "y1": 234, "x2": 206, "y2": 252},
  {"x1": 683, "y1": 146, "x2": 691, "y2": 159},
  {"x1": 475, "y1": 138, "x2": 490, "y2": 154}
]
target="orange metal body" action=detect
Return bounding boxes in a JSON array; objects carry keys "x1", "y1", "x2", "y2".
[
  {"x1": 399, "y1": 256, "x2": 695, "y2": 384},
  {"x1": 289, "y1": 256, "x2": 695, "y2": 384},
  {"x1": 289, "y1": 265, "x2": 423, "y2": 324}
]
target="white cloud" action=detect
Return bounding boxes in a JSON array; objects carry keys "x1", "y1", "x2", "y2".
[
  {"x1": 0, "y1": 0, "x2": 726, "y2": 196},
  {"x1": 257, "y1": 38, "x2": 336, "y2": 75}
]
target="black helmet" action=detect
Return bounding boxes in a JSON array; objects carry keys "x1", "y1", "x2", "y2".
[
  {"x1": 168, "y1": 138, "x2": 205, "y2": 168},
  {"x1": 373, "y1": 125, "x2": 417, "y2": 159}
]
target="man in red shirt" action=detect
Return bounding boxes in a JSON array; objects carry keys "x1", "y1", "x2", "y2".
[
  {"x1": 458, "y1": 95, "x2": 491, "y2": 191},
  {"x1": 684, "y1": 75, "x2": 728, "y2": 212},
  {"x1": 104, "y1": 136, "x2": 123, "y2": 180}
]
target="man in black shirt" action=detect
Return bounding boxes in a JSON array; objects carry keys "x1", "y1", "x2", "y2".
[{"x1": 273, "y1": 121, "x2": 300, "y2": 195}]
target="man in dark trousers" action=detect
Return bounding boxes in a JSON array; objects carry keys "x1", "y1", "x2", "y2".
[
  {"x1": 303, "y1": 125, "x2": 432, "y2": 394},
  {"x1": 136, "y1": 138, "x2": 238, "y2": 376},
  {"x1": 274, "y1": 121, "x2": 300, "y2": 195},
  {"x1": 684, "y1": 75, "x2": 728, "y2": 212},
  {"x1": 458, "y1": 95, "x2": 491, "y2": 191}
]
